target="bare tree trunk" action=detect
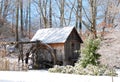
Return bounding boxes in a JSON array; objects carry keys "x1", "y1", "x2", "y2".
[
  {"x1": 60, "y1": 0, "x2": 64, "y2": 27},
  {"x1": 39, "y1": 0, "x2": 42, "y2": 28},
  {"x1": 3, "y1": 0, "x2": 9, "y2": 20},
  {"x1": 0, "y1": 0, "x2": 9, "y2": 25},
  {"x1": 0, "y1": 0, "x2": 4, "y2": 18},
  {"x1": 44, "y1": 0, "x2": 48, "y2": 28},
  {"x1": 25, "y1": 5, "x2": 28, "y2": 35},
  {"x1": 15, "y1": 0, "x2": 19, "y2": 42},
  {"x1": 12, "y1": 9, "x2": 15, "y2": 32},
  {"x1": 90, "y1": 0, "x2": 97, "y2": 38},
  {"x1": 78, "y1": 0, "x2": 82, "y2": 35},
  {"x1": 38, "y1": 0, "x2": 48, "y2": 28},
  {"x1": 76, "y1": 7, "x2": 78, "y2": 30},
  {"x1": 28, "y1": 0, "x2": 31, "y2": 39},
  {"x1": 49, "y1": 0, "x2": 52, "y2": 28},
  {"x1": 102, "y1": 10, "x2": 107, "y2": 37},
  {"x1": 20, "y1": 0, "x2": 24, "y2": 37}
]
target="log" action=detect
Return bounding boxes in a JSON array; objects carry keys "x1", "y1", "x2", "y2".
[{"x1": 0, "y1": 41, "x2": 42, "y2": 45}]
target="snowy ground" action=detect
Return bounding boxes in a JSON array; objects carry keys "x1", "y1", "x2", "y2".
[{"x1": 0, "y1": 70, "x2": 120, "y2": 82}]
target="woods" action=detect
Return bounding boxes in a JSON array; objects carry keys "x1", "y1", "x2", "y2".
[{"x1": 0, "y1": 0, "x2": 120, "y2": 39}]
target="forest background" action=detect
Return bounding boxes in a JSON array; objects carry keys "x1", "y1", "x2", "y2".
[{"x1": 0, "y1": 0, "x2": 120, "y2": 40}]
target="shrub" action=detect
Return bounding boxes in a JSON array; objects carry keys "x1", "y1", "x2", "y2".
[
  {"x1": 49, "y1": 65, "x2": 74, "y2": 73},
  {"x1": 48, "y1": 65, "x2": 64, "y2": 73},
  {"x1": 49, "y1": 64, "x2": 117, "y2": 76},
  {"x1": 80, "y1": 38, "x2": 101, "y2": 68}
]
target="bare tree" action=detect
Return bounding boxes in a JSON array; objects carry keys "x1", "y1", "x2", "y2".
[
  {"x1": 20, "y1": 0, "x2": 24, "y2": 37},
  {"x1": 23, "y1": 0, "x2": 29, "y2": 36},
  {"x1": 90, "y1": 0, "x2": 97, "y2": 38},
  {"x1": 0, "y1": 0, "x2": 11, "y2": 25},
  {"x1": 49, "y1": 0, "x2": 52, "y2": 28},
  {"x1": 28, "y1": 0, "x2": 31, "y2": 39},
  {"x1": 65, "y1": 0, "x2": 76, "y2": 26},
  {"x1": 60, "y1": 0, "x2": 64, "y2": 27},
  {"x1": 77, "y1": 0, "x2": 82, "y2": 35},
  {"x1": 2, "y1": 0, "x2": 9, "y2": 20},
  {"x1": 97, "y1": 0, "x2": 120, "y2": 37},
  {"x1": 0, "y1": 0, "x2": 4, "y2": 17},
  {"x1": 37, "y1": 0, "x2": 49, "y2": 28},
  {"x1": 15, "y1": 0, "x2": 19, "y2": 42},
  {"x1": 107, "y1": 0, "x2": 120, "y2": 28},
  {"x1": 1, "y1": 0, "x2": 120, "y2": 40},
  {"x1": 82, "y1": 0, "x2": 97, "y2": 38}
]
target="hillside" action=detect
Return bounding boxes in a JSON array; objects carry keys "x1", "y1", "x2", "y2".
[
  {"x1": 0, "y1": 23, "x2": 30, "y2": 42},
  {"x1": 0, "y1": 23, "x2": 15, "y2": 41},
  {"x1": 98, "y1": 30, "x2": 120, "y2": 68}
]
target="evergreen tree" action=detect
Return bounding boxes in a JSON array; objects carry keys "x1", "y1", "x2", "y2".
[{"x1": 80, "y1": 38, "x2": 101, "y2": 68}]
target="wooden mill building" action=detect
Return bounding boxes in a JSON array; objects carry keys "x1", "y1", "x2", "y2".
[{"x1": 31, "y1": 26, "x2": 83, "y2": 65}]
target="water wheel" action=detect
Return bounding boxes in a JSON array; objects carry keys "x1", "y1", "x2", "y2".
[{"x1": 25, "y1": 41, "x2": 57, "y2": 69}]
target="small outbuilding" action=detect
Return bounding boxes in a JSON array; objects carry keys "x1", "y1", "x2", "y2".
[{"x1": 31, "y1": 26, "x2": 83, "y2": 66}]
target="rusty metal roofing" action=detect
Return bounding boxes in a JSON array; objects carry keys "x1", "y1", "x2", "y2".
[{"x1": 31, "y1": 26, "x2": 77, "y2": 44}]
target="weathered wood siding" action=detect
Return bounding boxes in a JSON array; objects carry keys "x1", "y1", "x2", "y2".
[
  {"x1": 64, "y1": 28, "x2": 82, "y2": 65},
  {"x1": 48, "y1": 43, "x2": 64, "y2": 64}
]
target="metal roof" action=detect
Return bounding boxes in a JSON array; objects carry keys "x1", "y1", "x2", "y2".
[{"x1": 31, "y1": 26, "x2": 78, "y2": 44}]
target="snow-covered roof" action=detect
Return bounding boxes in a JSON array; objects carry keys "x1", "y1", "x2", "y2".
[{"x1": 31, "y1": 26, "x2": 78, "y2": 44}]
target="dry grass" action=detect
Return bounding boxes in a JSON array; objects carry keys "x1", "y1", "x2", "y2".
[
  {"x1": 0, "y1": 58, "x2": 10, "y2": 70},
  {"x1": 0, "y1": 57, "x2": 28, "y2": 71},
  {"x1": 0, "y1": 49, "x2": 7, "y2": 58},
  {"x1": 0, "y1": 50, "x2": 28, "y2": 71},
  {"x1": 0, "y1": 48, "x2": 10, "y2": 70}
]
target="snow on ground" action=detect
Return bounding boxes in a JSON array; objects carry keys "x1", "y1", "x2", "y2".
[
  {"x1": 116, "y1": 69, "x2": 120, "y2": 77},
  {"x1": 0, "y1": 70, "x2": 120, "y2": 82}
]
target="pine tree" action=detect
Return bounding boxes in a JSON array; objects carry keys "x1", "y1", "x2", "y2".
[{"x1": 81, "y1": 38, "x2": 101, "y2": 68}]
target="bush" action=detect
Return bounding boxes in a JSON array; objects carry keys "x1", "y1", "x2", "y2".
[
  {"x1": 48, "y1": 65, "x2": 75, "y2": 74},
  {"x1": 49, "y1": 64, "x2": 117, "y2": 76},
  {"x1": 48, "y1": 65, "x2": 64, "y2": 73},
  {"x1": 80, "y1": 38, "x2": 101, "y2": 68}
]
